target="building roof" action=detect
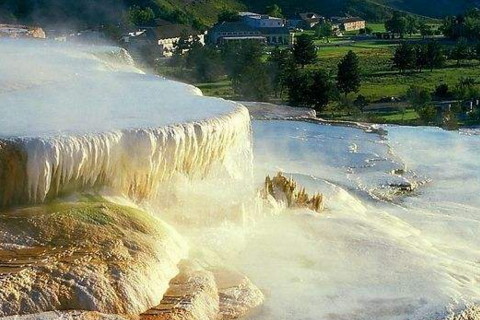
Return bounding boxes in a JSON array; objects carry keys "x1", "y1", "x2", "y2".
[
  {"x1": 145, "y1": 24, "x2": 201, "y2": 40},
  {"x1": 259, "y1": 27, "x2": 291, "y2": 35},
  {"x1": 332, "y1": 16, "x2": 365, "y2": 24},
  {"x1": 299, "y1": 12, "x2": 323, "y2": 21},
  {"x1": 342, "y1": 17, "x2": 365, "y2": 23},
  {"x1": 222, "y1": 36, "x2": 266, "y2": 40},
  {"x1": 210, "y1": 21, "x2": 260, "y2": 34},
  {"x1": 238, "y1": 12, "x2": 260, "y2": 17}
]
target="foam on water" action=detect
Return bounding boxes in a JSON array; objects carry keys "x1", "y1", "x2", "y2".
[{"x1": 221, "y1": 120, "x2": 480, "y2": 320}]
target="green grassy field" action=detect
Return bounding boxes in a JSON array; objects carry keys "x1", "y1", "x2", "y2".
[{"x1": 156, "y1": 30, "x2": 480, "y2": 125}]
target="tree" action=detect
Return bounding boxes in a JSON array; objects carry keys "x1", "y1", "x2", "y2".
[
  {"x1": 425, "y1": 41, "x2": 445, "y2": 71},
  {"x1": 434, "y1": 83, "x2": 451, "y2": 99},
  {"x1": 385, "y1": 12, "x2": 407, "y2": 38},
  {"x1": 337, "y1": 50, "x2": 361, "y2": 96},
  {"x1": 414, "y1": 44, "x2": 428, "y2": 72},
  {"x1": 268, "y1": 47, "x2": 295, "y2": 98},
  {"x1": 405, "y1": 15, "x2": 418, "y2": 37},
  {"x1": 418, "y1": 21, "x2": 433, "y2": 39},
  {"x1": 222, "y1": 41, "x2": 272, "y2": 100},
  {"x1": 186, "y1": 46, "x2": 225, "y2": 82},
  {"x1": 310, "y1": 70, "x2": 334, "y2": 111},
  {"x1": 392, "y1": 42, "x2": 416, "y2": 73},
  {"x1": 286, "y1": 69, "x2": 313, "y2": 107},
  {"x1": 406, "y1": 85, "x2": 436, "y2": 123},
  {"x1": 127, "y1": 6, "x2": 155, "y2": 26},
  {"x1": 266, "y1": 4, "x2": 283, "y2": 18},
  {"x1": 450, "y1": 38, "x2": 471, "y2": 65},
  {"x1": 315, "y1": 22, "x2": 334, "y2": 43},
  {"x1": 292, "y1": 34, "x2": 317, "y2": 68},
  {"x1": 217, "y1": 9, "x2": 240, "y2": 23},
  {"x1": 233, "y1": 63, "x2": 272, "y2": 101},
  {"x1": 354, "y1": 94, "x2": 369, "y2": 113}
]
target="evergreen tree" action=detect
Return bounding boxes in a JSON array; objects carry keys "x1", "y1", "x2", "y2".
[
  {"x1": 286, "y1": 69, "x2": 313, "y2": 107},
  {"x1": 337, "y1": 51, "x2": 361, "y2": 96},
  {"x1": 292, "y1": 34, "x2": 317, "y2": 68},
  {"x1": 310, "y1": 70, "x2": 334, "y2": 111}
]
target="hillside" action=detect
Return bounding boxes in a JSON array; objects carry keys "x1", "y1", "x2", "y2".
[
  {"x1": 243, "y1": 0, "x2": 479, "y2": 19},
  {"x1": 0, "y1": 0, "x2": 245, "y2": 28},
  {"x1": 0, "y1": 0, "x2": 478, "y2": 29}
]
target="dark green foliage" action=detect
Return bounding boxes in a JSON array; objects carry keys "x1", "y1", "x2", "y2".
[
  {"x1": 217, "y1": 9, "x2": 241, "y2": 23},
  {"x1": 354, "y1": 94, "x2": 369, "y2": 112},
  {"x1": 310, "y1": 70, "x2": 335, "y2": 111},
  {"x1": 187, "y1": 46, "x2": 225, "y2": 82},
  {"x1": 233, "y1": 63, "x2": 272, "y2": 101},
  {"x1": 286, "y1": 69, "x2": 313, "y2": 107},
  {"x1": 268, "y1": 47, "x2": 295, "y2": 97},
  {"x1": 222, "y1": 41, "x2": 272, "y2": 100},
  {"x1": 450, "y1": 38, "x2": 472, "y2": 65},
  {"x1": 425, "y1": 41, "x2": 446, "y2": 71},
  {"x1": 392, "y1": 42, "x2": 416, "y2": 73},
  {"x1": 286, "y1": 69, "x2": 334, "y2": 111},
  {"x1": 442, "y1": 8, "x2": 480, "y2": 41},
  {"x1": 405, "y1": 15, "x2": 418, "y2": 37},
  {"x1": 292, "y1": 34, "x2": 317, "y2": 68},
  {"x1": 454, "y1": 77, "x2": 480, "y2": 100},
  {"x1": 315, "y1": 22, "x2": 334, "y2": 43},
  {"x1": 434, "y1": 84, "x2": 452, "y2": 99},
  {"x1": 385, "y1": 12, "x2": 407, "y2": 37},
  {"x1": 266, "y1": 4, "x2": 283, "y2": 18},
  {"x1": 406, "y1": 85, "x2": 436, "y2": 123},
  {"x1": 127, "y1": 5, "x2": 154, "y2": 26},
  {"x1": 337, "y1": 50, "x2": 361, "y2": 96}
]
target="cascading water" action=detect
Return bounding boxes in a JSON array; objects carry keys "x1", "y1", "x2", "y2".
[{"x1": 0, "y1": 39, "x2": 253, "y2": 208}]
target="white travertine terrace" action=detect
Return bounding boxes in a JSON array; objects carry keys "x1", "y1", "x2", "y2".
[{"x1": 0, "y1": 39, "x2": 252, "y2": 207}]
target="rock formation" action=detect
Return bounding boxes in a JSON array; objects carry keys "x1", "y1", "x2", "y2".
[
  {"x1": 261, "y1": 172, "x2": 324, "y2": 213},
  {"x1": 0, "y1": 199, "x2": 187, "y2": 317}
]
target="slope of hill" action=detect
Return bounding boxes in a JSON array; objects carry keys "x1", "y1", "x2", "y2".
[
  {"x1": 0, "y1": 0, "x2": 477, "y2": 29},
  {"x1": 243, "y1": 0, "x2": 478, "y2": 19},
  {"x1": 0, "y1": 0, "x2": 245, "y2": 28}
]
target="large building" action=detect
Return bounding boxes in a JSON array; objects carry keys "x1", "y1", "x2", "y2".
[
  {"x1": 298, "y1": 12, "x2": 325, "y2": 29},
  {"x1": 0, "y1": 24, "x2": 45, "y2": 39},
  {"x1": 122, "y1": 23, "x2": 204, "y2": 57},
  {"x1": 209, "y1": 13, "x2": 294, "y2": 46},
  {"x1": 332, "y1": 17, "x2": 366, "y2": 32}
]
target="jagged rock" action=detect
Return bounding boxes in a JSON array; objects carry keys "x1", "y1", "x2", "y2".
[
  {"x1": 140, "y1": 263, "x2": 264, "y2": 320},
  {"x1": 261, "y1": 172, "x2": 324, "y2": 213},
  {"x1": 212, "y1": 269, "x2": 264, "y2": 319},
  {"x1": 0, "y1": 199, "x2": 187, "y2": 317},
  {"x1": 443, "y1": 306, "x2": 480, "y2": 320},
  {"x1": 140, "y1": 261, "x2": 219, "y2": 320},
  {"x1": 0, "y1": 310, "x2": 130, "y2": 320}
]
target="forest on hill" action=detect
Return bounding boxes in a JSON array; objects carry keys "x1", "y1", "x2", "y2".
[{"x1": 0, "y1": 0, "x2": 478, "y2": 29}]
